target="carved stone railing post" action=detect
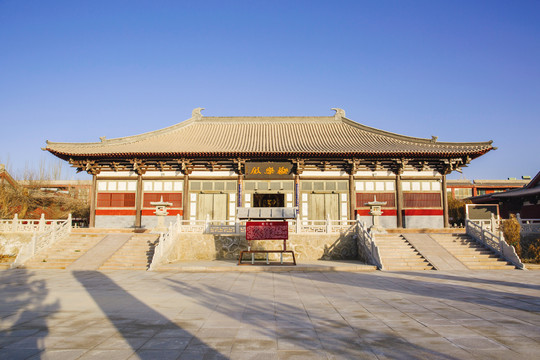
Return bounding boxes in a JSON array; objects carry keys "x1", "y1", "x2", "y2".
[
  {"x1": 31, "y1": 233, "x2": 37, "y2": 256},
  {"x1": 12, "y1": 214, "x2": 18, "y2": 232},
  {"x1": 481, "y1": 222, "x2": 485, "y2": 243},
  {"x1": 326, "y1": 214, "x2": 331, "y2": 233},
  {"x1": 235, "y1": 217, "x2": 240, "y2": 234},
  {"x1": 205, "y1": 214, "x2": 211, "y2": 233},
  {"x1": 39, "y1": 213, "x2": 45, "y2": 232},
  {"x1": 51, "y1": 226, "x2": 56, "y2": 244},
  {"x1": 490, "y1": 213, "x2": 497, "y2": 232}
]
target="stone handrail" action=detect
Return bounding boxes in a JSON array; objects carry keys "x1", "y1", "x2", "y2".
[
  {"x1": 469, "y1": 217, "x2": 502, "y2": 233},
  {"x1": 149, "y1": 215, "x2": 181, "y2": 270},
  {"x1": 175, "y1": 218, "x2": 356, "y2": 234},
  {"x1": 465, "y1": 219, "x2": 524, "y2": 269},
  {"x1": 0, "y1": 213, "x2": 67, "y2": 233},
  {"x1": 355, "y1": 218, "x2": 383, "y2": 270},
  {"x1": 11, "y1": 214, "x2": 72, "y2": 268},
  {"x1": 516, "y1": 213, "x2": 540, "y2": 235}
]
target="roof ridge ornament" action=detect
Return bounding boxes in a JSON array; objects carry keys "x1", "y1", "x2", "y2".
[
  {"x1": 331, "y1": 108, "x2": 346, "y2": 120},
  {"x1": 192, "y1": 107, "x2": 205, "y2": 120}
]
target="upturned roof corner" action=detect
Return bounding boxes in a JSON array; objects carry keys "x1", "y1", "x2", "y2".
[{"x1": 192, "y1": 107, "x2": 205, "y2": 120}]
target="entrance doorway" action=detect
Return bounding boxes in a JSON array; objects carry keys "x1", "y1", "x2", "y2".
[
  {"x1": 197, "y1": 193, "x2": 228, "y2": 220},
  {"x1": 308, "y1": 193, "x2": 339, "y2": 220}
]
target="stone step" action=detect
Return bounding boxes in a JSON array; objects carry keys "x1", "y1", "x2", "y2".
[
  {"x1": 460, "y1": 258, "x2": 510, "y2": 264},
  {"x1": 458, "y1": 254, "x2": 500, "y2": 258},
  {"x1": 21, "y1": 233, "x2": 107, "y2": 269},
  {"x1": 377, "y1": 245, "x2": 416, "y2": 248},
  {"x1": 379, "y1": 254, "x2": 425, "y2": 259},
  {"x1": 438, "y1": 244, "x2": 486, "y2": 249},
  {"x1": 384, "y1": 262, "x2": 432, "y2": 267},
  {"x1": 431, "y1": 234, "x2": 516, "y2": 270},
  {"x1": 376, "y1": 235, "x2": 434, "y2": 271},
  {"x1": 383, "y1": 265, "x2": 435, "y2": 271},
  {"x1": 100, "y1": 263, "x2": 149, "y2": 268},
  {"x1": 445, "y1": 251, "x2": 495, "y2": 256},
  {"x1": 464, "y1": 263, "x2": 514, "y2": 269},
  {"x1": 98, "y1": 234, "x2": 158, "y2": 271}
]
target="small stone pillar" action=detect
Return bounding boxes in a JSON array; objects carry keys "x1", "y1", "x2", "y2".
[
  {"x1": 365, "y1": 197, "x2": 387, "y2": 234},
  {"x1": 150, "y1": 197, "x2": 173, "y2": 232}
]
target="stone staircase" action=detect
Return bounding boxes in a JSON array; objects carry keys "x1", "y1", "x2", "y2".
[
  {"x1": 375, "y1": 234, "x2": 435, "y2": 271},
  {"x1": 430, "y1": 234, "x2": 516, "y2": 270},
  {"x1": 23, "y1": 233, "x2": 107, "y2": 269},
  {"x1": 98, "y1": 234, "x2": 159, "y2": 270}
]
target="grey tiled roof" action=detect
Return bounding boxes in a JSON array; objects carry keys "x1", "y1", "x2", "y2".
[{"x1": 45, "y1": 114, "x2": 494, "y2": 159}]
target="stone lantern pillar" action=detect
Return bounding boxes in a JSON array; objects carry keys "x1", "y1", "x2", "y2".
[
  {"x1": 365, "y1": 196, "x2": 387, "y2": 234},
  {"x1": 150, "y1": 196, "x2": 172, "y2": 231}
]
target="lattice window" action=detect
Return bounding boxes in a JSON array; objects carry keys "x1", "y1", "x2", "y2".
[
  {"x1": 143, "y1": 193, "x2": 182, "y2": 208},
  {"x1": 97, "y1": 193, "x2": 136, "y2": 208},
  {"x1": 356, "y1": 193, "x2": 396, "y2": 208},
  {"x1": 403, "y1": 193, "x2": 441, "y2": 208}
]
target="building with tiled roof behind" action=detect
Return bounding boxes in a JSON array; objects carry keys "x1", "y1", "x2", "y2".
[{"x1": 44, "y1": 108, "x2": 495, "y2": 229}]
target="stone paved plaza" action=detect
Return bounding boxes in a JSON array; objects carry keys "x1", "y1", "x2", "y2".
[{"x1": 1, "y1": 268, "x2": 539, "y2": 359}]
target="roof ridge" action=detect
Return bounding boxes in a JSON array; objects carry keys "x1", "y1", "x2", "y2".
[
  {"x1": 47, "y1": 117, "x2": 198, "y2": 146},
  {"x1": 341, "y1": 117, "x2": 494, "y2": 147}
]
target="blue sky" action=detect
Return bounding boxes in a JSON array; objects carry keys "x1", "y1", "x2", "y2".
[{"x1": 1, "y1": 0, "x2": 538, "y2": 180}]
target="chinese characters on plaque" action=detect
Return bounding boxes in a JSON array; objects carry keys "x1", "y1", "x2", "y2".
[{"x1": 244, "y1": 162, "x2": 294, "y2": 179}]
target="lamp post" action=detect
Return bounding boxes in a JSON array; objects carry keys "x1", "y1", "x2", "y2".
[
  {"x1": 150, "y1": 196, "x2": 172, "y2": 231},
  {"x1": 365, "y1": 196, "x2": 387, "y2": 234}
]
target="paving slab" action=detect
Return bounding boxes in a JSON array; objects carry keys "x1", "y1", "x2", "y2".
[{"x1": 0, "y1": 269, "x2": 539, "y2": 359}]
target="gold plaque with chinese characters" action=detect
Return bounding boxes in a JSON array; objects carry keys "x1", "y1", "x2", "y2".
[{"x1": 244, "y1": 162, "x2": 294, "y2": 179}]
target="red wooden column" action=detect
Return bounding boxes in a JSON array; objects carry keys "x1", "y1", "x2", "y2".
[
  {"x1": 442, "y1": 175, "x2": 449, "y2": 228},
  {"x1": 349, "y1": 173, "x2": 355, "y2": 220},
  {"x1": 396, "y1": 175, "x2": 403, "y2": 228},
  {"x1": 294, "y1": 174, "x2": 300, "y2": 214},
  {"x1": 237, "y1": 174, "x2": 243, "y2": 207},
  {"x1": 135, "y1": 174, "x2": 142, "y2": 228},
  {"x1": 89, "y1": 174, "x2": 97, "y2": 227},
  {"x1": 182, "y1": 174, "x2": 189, "y2": 220}
]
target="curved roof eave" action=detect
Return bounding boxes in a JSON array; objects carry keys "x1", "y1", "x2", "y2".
[
  {"x1": 44, "y1": 112, "x2": 495, "y2": 160},
  {"x1": 47, "y1": 148, "x2": 492, "y2": 160}
]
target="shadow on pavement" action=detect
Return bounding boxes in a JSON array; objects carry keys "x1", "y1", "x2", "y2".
[
  {"x1": 398, "y1": 271, "x2": 540, "y2": 291},
  {"x1": 0, "y1": 269, "x2": 59, "y2": 359},
  {"x1": 290, "y1": 271, "x2": 540, "y2": 313},
  {"x1": 166, "y1": 275, "x2": 459, "y2": 359},
  {"x1": 73, "y1": 271, "x2": 226, "y2": 359}
]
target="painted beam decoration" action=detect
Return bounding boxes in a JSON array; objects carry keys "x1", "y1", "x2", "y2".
[
  {"x1": 244, "y1": 162, "x2": 293, "y2": 180},
  {"x1": 246, "y1": 221, "x2": 289, "y2": 240}
]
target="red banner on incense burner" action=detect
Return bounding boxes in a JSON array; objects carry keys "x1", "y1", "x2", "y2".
[{"x1": 246, "y1": 221, "x2": 289, "y2": 240}]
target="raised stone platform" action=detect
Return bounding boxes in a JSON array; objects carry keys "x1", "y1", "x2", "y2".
[{"x1": 154, "y1": 259, "x2": 377, "y2": 272}]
